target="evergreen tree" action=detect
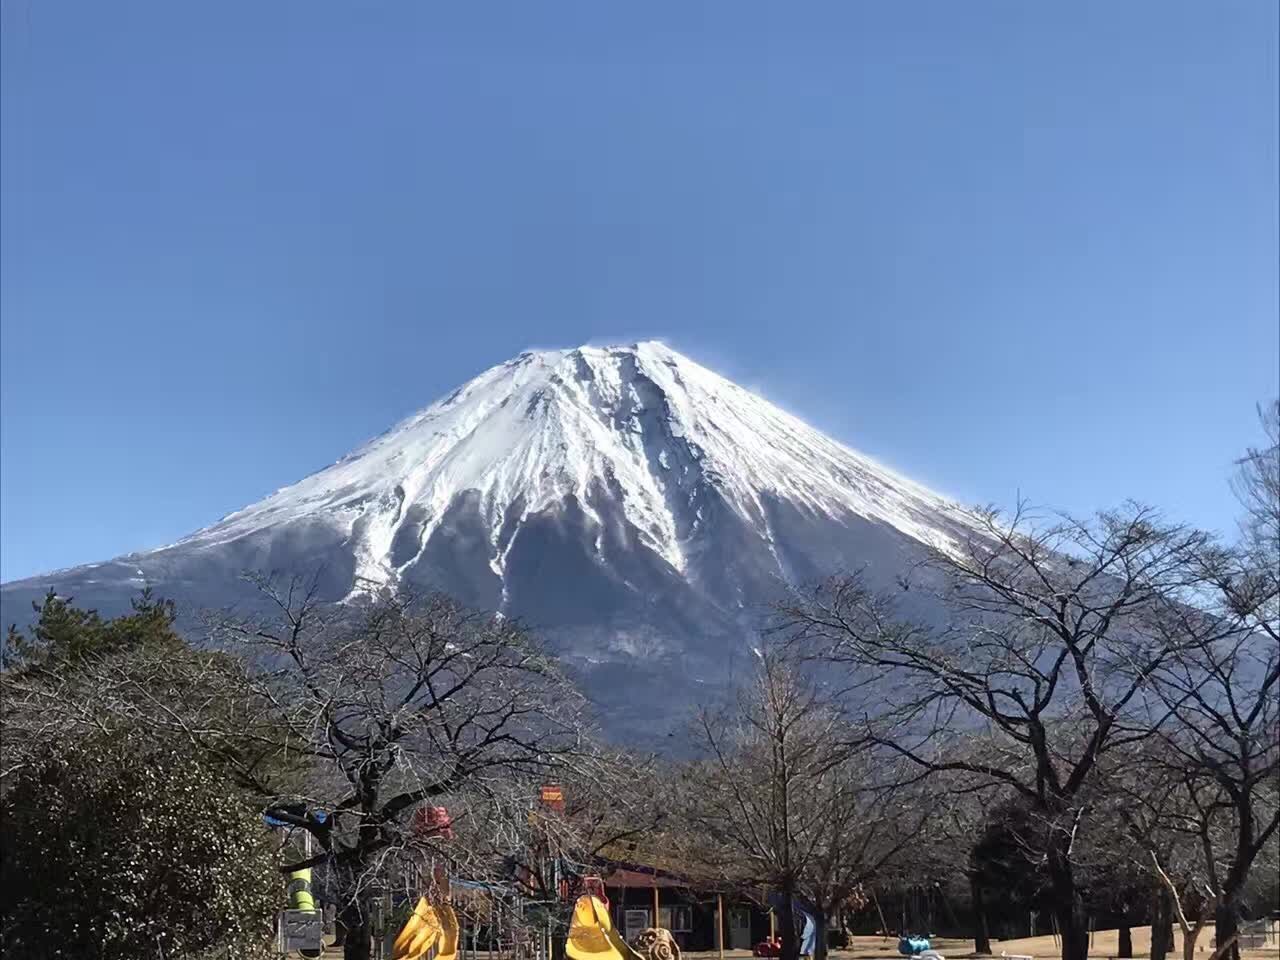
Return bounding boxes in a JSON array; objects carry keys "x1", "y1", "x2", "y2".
[{"x1": 5, "y1": 588, "x2": 182, "y2": 671}]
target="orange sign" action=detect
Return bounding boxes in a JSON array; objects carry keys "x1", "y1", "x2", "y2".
[{"x1": 539, "y1": 784, "x2": 565, "y2": 810}]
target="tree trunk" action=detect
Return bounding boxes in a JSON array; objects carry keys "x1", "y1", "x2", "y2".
[
  {"x1": 1151, "y1": 885, "x2": 1175, "y2": 960},
  {"x1": 811, "y1": 905, "x2": 827, "y2": 960},
  {"x1": 778, "y1": 887, "x2": 799, "y2": 960},
  {"x1": 1118, "y1": 922, "x2": 1132, "y2": 959},
  {"x1": 1184, "y1": 923, "x2": 1206, "y2": 960},
  {"x1": 1045, "y1": 841, "x2": 1088, "y2": 960},
  {"x1": 345, "y1": 788, "x2": 381, "y2": 960},
  {"x1": 341, "y1": 899, "x2": 372, "y2": 960},
  {"x1": 970, "y1": 874, "x2": 992, "y2": 955},
  {"x1": 1213, "y1": 898, "x2": 1241, "y2": 960}
]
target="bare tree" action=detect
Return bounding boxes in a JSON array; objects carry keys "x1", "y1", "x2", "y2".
[
  {"x1": 681, "y1": 650, "x2": 927, "y2": 960},
  {"x1": 1112, "y1": 752, "x2": 1238, "y2": 960},
  {"x1": 0, "y1": 578, "x2": 620, "y2": 960},
  {"x1": 191, "y1": 575, "x2": 589, "y2": 960},
  {"x1": 1230, "y1": 401, "x2": 1280, "y2": 579},
  {"x1": 776, "y1": 504, "x2": 1221, "y2": 960},
  {"x1": 796, "y1": 756, "x2": 929, "y2": 960},
  {"x1": 924, "y1": 783, "x2": 1011, "y2": 954},
  {"x1": 1141, "y1": 400, "x2": 1280, "y2": 960}
]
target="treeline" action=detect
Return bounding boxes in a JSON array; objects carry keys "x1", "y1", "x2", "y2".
[
  {"x1": 1, "y1": 404, "x2": 1275, "y2": 960},
  {"x1": 715, "y1": 401, "x2": 1279, "y2": 960}
]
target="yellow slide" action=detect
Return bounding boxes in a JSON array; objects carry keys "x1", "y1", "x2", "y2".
[
  {"x1": 435, "y1": 904, "x2": 460, "y2": 960},
  {"x1": 393, "y1": 897, "x2": 442, "y2": 960},
  {"x1": 567, "y1": 896, "x2": 644, "y2": 960}
]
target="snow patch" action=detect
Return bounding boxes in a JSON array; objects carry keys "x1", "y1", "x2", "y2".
[{"x1": 175, "y1": 341, "x2": 975, "y2": 582}]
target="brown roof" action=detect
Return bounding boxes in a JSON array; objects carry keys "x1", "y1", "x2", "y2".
[{"x1": 603, "y1": 867, "x2": 689, "y2": 889}]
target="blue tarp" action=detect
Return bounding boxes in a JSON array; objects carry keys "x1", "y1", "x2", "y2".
[{"x1": 800, "y1": 910, "x2": 816, "y2": 957}]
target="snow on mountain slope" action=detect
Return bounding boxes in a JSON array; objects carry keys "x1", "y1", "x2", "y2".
[
  {"x1": 178, "y1": 341, "x2": 964, "y2": 585},
  {"x1": 2, "y1": 341, "x2": 976, "y2": 739}
]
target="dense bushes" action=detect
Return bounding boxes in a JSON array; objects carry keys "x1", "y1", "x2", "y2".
[{"x1": 1, "y1": 733, "x2": 279, "y2": 960}]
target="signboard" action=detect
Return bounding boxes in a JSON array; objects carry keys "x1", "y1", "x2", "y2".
[
  {"x1": 539, "y1": 784, "x2": 565, "y2": 812},
  {"x1": 278, "y1": 909, "x2": 323, "y2": 954}
]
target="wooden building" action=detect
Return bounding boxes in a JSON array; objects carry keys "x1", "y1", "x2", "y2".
[{"x1": 599, "y1": 863, "x2": 773, "y2": 953}]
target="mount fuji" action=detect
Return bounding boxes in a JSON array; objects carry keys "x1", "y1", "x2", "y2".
[{"x1": 2, "y1": 342, "x2": 977, "y2": 737}]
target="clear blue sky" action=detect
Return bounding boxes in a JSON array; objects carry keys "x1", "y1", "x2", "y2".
[{"x1": 2, "y1": 2, "x2": 1277, "y2": 582}]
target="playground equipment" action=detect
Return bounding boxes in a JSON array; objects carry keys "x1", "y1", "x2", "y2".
[
  {"x1": 392, "y1": 801, "x2": 463, "y2": 960},
  {"x1": 632, "y1": 928, "x2": 681, "y2": 960},
  {"x1": 393, "y1": 898, "x2": 443, "y2": 960},
  {"x1": 436, "y1": 900, "x2": 461, "y2": 960},
  {"x1": 581, "y1": 875, "x2": 610, "y2": 909},
  {"x1": 285, "y1": 865, "x2": 322, "y2": 959},
  {"x1": 414, "y1": 805, "x2": 456, "y2": 840},
  {"x1": 389, "y1": 887, "x2": 462, "y2": 960},
  {"x1": 265, "y1": 806, "x2": 326, "y2": 959},
  {"x1": 567, "y1": 895, "x2": 644, "y2": 960},
  {"x1": 286, "y1": 866, "x2": 316, "y2": 913},
  {"x1": 897, "y1": 936, "x2": 932, "y2": 957}
]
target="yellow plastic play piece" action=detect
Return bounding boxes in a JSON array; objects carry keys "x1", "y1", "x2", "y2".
[
  {"x1": 405, "y1": 911, "x2": 441, "y2": 960},
  {"x1": 567, "y1": 896, "x2": 644, "y2": 960},
  {"x1": 435, "y1": 904, "x2": 460, "y2": 960},
  {"x1": 393, "y1": 897, "x2": 442, "y2": 960},
  {"x1": 392, "y1": 898, "x2": 429, "y2": 956}
]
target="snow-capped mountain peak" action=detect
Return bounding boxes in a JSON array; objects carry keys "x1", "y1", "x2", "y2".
[{"x1": 181, "y1": 341, "x2": 960, "y2": 592}]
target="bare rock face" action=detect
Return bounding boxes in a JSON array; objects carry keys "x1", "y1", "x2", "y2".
[{"x1": 2, "y1": 342, "x2": 976, "y2": 742}]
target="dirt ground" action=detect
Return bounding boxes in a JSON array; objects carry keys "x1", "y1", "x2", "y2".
[
  {"x1": 316, "y1": 926, "x2": 1279, "y2": 959},
  {"x1": 678, "y1": 927, "x2": 1278, "y2": 960}
]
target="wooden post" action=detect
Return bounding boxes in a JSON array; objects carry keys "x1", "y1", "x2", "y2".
[
  {"x1": 717, "y1": 895, "x2": 725, "y2": 959},
  {"x1": 652, "y1": 885, "x2": 660, "y2": 928},
  {"x1": 383, "y1": 890, "x2": 393, "y2": 960},
  {"x1": 770, "y1": 909, "x2": 776, "y2": 940}
]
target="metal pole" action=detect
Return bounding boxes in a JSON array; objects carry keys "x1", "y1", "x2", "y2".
[
  {"x1": 871, "y1": 890, "x2": 889, "y2": 941},
  {"x1": 652, "y1": 885, "x2": 659, "y2": 929}
]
